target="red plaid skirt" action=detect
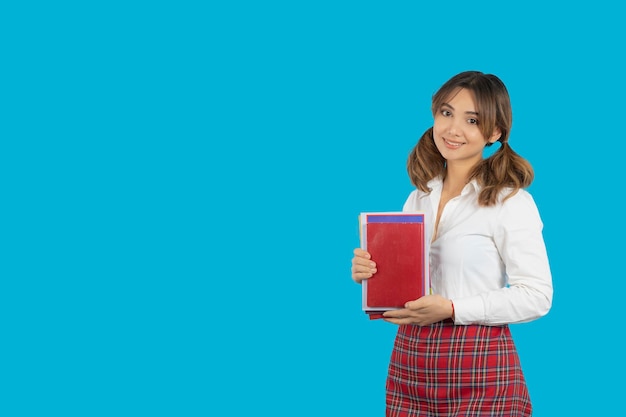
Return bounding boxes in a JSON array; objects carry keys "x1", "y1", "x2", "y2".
[{"x1": 386, "y1": 321, "x2": 531, "y2": 417}]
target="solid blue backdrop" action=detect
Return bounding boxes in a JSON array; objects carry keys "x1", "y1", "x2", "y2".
[{"x1": 1, "y1": 1, "x2": 622, "y2": 416}]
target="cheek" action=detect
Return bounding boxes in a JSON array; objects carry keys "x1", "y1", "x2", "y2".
[
  {"x1": 471, "y1": 131, "x2": 490, "y2": 144},
  {"x1": 432, "y1": 120, "x2": 444, "y2": 139},
  {"x1": 431, "y1": 126, "x2": 443, "y2": 147}
]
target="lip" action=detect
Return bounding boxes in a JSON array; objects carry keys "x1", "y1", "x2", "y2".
[{"x1": 443, "y1": 138, "x2": 465, "y2": 149}]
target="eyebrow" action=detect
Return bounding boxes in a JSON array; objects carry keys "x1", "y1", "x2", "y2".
[{"x1": 441, "y1": 102, "x2": 479, "y2": 116}]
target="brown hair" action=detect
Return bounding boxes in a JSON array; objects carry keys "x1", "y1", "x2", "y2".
[{"x1": 407, "y1": 71, "x2": 534, "y2": 206}]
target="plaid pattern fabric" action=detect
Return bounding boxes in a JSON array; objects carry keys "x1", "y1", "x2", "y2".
[{"x1": 386, "y1": 321, "x2": 531, "y2": 416}]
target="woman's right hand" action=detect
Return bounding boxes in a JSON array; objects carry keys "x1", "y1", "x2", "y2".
[{"x1": 351, "y1": 248, "x2": 377, "y2": 283}]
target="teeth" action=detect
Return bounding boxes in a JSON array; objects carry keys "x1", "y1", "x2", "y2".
[{"x1": 444, "y1": 139, "x2": 463, "y2": 147}]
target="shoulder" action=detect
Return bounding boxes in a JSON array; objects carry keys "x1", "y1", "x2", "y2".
[
  {"x1": 402, "y1": 189, "x2": 422, "y2": 211},
  {"x1": 496, "y1": 188, "x2": 543, "y2": 228},
  {"x1": 500, "y1": 188, "x2": 539, "y2": 210},
  {"x1": 402, "y1": 177, "x2": 442, "y2": 210}
]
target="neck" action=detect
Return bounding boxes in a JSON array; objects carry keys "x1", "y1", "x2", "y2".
[{"x1": 443, "y1": 163, "x2": 472, "y2": 192}]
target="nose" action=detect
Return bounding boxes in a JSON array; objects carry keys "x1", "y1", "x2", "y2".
[{"x1": 447, "y1": 118, "x2": 462, "y2": 137}]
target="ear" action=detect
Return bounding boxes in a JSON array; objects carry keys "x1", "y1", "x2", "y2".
[{"x1": 488, "y1": 128, "x2": 501, "y2": 144}]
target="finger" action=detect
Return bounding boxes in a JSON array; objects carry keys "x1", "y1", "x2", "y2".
[
  {"x1": 404, "y1": 296, "x2": 428, "y2": 310},
  {"x1": 351, "y1": 260, "x2": 376, "y2": 272},
  {"x1": 352, "y1": 260, "x2": 377, "y2": 273},
  {"x1": 382, "y1": 309, "x2": 410, "y2": 318},
  {"x1": 383, "y1": 317, "x2": 412, "y2": 325},
  {"x1": 351, "y1": 264, "x2": 374, "y2": 276},
  {"x1": 352, "y1": 254, "x2": 376, "y2": 267},
  {"x1": 353, "y1": 248, "x2": 371, "y2": 259},
  {"x1": 351, "y1": 272, "x2": 373, "y2": 283}
]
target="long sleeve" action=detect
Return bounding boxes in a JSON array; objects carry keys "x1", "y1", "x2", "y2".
[{"x1": 452, "y1": 191, "x2": 553, "y2": 325}]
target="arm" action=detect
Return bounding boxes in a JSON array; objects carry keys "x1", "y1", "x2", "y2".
[{"x1": 453, "y1": 191, "x2": 553, "y2": 325}]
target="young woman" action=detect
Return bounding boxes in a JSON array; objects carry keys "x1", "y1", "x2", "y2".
[{"x1": 351, "y1": 71, "x2": 553, "y2": 416}]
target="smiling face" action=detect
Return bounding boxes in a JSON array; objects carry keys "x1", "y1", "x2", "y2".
[{"x1": 432, "y1": 88, "x2": 501, "y2": 168}]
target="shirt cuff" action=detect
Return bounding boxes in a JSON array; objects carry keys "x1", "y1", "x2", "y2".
[{"x1": 451, "y1": 296, "x2": 485, "y2": 325}]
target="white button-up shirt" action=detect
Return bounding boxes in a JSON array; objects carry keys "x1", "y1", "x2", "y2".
[{"x1": 402, "y1": 177, "x2": 553, "y2": 326}]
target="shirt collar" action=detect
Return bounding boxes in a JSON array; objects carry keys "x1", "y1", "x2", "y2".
[{"x1": 424, "y1": 176, "x2": 481, "y2": 196}]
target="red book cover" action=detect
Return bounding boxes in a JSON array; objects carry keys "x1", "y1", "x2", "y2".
[{"x1": 359, "y1": 212, "x2": 427, "y2": 319}]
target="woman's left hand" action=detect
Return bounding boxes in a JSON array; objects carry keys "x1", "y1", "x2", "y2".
[{"x1": 383, "y1": 294, "x2": 453, "y2": 326}]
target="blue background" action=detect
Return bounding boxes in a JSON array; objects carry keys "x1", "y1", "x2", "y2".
[{"x1": 2, "y1": 1, "x2": 623, "y2": 415}]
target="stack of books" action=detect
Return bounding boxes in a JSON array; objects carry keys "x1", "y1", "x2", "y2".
[{"x1": 359, "y1": 212, "x2": 428, "y2": 320}]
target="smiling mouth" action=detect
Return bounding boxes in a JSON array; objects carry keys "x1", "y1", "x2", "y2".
[{"x1": 443, "y1": 138, "x2": 465, "y2": 148}]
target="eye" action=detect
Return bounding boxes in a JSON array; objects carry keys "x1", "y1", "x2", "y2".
[
  {"x1": 467, "y1": 118, "x2": 479, "y2": 125},
  {"x1": 441, "y1": 109, "x2": 452, "y2": 117}
]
